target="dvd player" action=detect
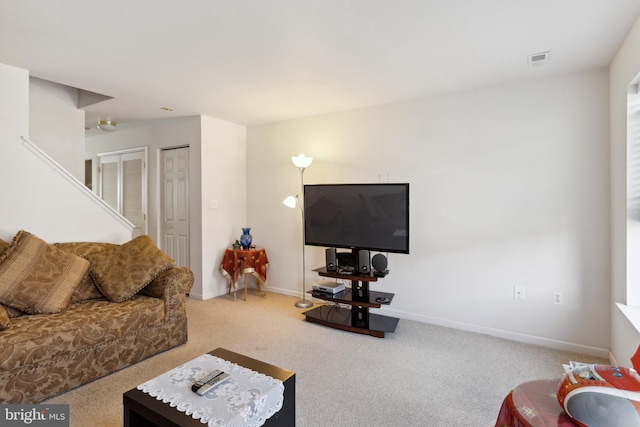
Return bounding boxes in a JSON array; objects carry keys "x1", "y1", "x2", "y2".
[{"x1": 312, "y1": 281, "x2": 346, "y2": 294}]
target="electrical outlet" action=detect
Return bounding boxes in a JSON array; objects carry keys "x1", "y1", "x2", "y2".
[
  {"x1": 553, "y1": 292, "x2": 564, "y2": 305},
  {"x1": 514, "y1": 286, "x2": 525, "y2": 300}
]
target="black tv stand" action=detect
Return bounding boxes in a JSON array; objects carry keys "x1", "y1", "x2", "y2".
[{"x1": 302, "y1": 267, "x2": 399, "y2": 338}]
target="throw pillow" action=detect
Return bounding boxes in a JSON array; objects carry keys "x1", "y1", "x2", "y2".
[
  {"x1": 54, "y1": 242, "x2": 119, "y2": 302},
  {"x1": 86, "y1": 235, "x2": 175, "y2": 302},
  {"x1": 0, "y1": 231, "x2": 90, "y2": 314},
  {"x1": 0, "y1": 304, "x2": 9, "y2": 330}
]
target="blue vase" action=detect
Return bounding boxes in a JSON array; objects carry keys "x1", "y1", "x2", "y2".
[{"x1": 240, "y1": 228, "x2": 252, "y2": 249}]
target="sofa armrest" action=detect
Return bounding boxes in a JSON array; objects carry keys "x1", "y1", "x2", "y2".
[{"x1": 139, "y1": 267, "x2": 194, "y2": 319}]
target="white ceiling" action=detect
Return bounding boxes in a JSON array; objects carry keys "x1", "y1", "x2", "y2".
[{"x1": 1, "y1": 0, "x2": 639, "y2": 129}]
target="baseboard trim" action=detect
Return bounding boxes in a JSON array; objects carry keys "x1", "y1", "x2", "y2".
[
  {"x1": 188, "y1": 292, "x2": 205, "y2": 300},
  {"x1": 380, "y1": 307, "x2": 610, "y2": 359},
  {"x1": 264, "y1": 286, "x2": 301, "y2": 299}
]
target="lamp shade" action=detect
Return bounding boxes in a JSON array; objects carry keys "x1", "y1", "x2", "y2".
[
  {"x1": 292, "y1": 154, "x2": 312, "y2": 168},
  {"x1": 283, "y1": 195, "x2": 297, "y2": 209}
]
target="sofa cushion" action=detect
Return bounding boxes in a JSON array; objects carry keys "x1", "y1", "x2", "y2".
[
  {"x1": 0, "y1": 305, "x2": 9, "y2": 330},
  {"x1": 0, "y1": 296, "x2": 165, "y2": 372},
  {"x1": 0, "y1": 231, "x2": 90, "y2": 314},
  {"x1": 54, "y1": 242, "x2": 119, "y2": 303},
  {"x1": 85, "y1": 235, "x2": 175, "y2": 303}
]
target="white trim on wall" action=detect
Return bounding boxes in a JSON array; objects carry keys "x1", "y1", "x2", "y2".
[{"x1": 21, "y1": 136, "x2": 134, "y2": 231}]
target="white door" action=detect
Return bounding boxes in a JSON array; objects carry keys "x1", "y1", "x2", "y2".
[
  {"x1": 98, "y1": 148, "x2": 147, "y2": 237},
  {"x1": 160, "y1": 146, "x2": 190, "y2": 267}
]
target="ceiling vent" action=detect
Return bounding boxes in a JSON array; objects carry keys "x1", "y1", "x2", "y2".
[{"x1": 528, "y1": 51, "x2": 550, "y2": 67}]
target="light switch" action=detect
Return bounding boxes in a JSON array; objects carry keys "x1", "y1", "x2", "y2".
[{"x1": 211, "y1": 200, "x2": 219, "y2": 209}]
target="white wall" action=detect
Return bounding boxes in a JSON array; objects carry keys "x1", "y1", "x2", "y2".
[
  {"x1": 0, "y1": 64, "x2": 28, "y2": 146},
  {"x1": 29, "y1": 77, "x2": 85, "y2": 181},
  {"x1": 0, "y1": 63, "x2": 130, "y2": 243},
  {"x1": 610, "y1": 15, "x2": 640, "y2": 367},
  {"x1": 247, "y1": 69, "x2": 611, "y2": 357},
  {"x1": 200, "y1": 116, "x2": 247, "y2": 299}
]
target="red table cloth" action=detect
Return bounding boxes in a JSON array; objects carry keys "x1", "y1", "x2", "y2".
[{"x1": 220, "y1": 248, "x2": 269, "y2": 299}]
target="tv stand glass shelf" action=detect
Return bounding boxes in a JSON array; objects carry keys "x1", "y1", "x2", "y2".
[{"x1": 302, "y1": 267, "x2": 399, "y2": 338}]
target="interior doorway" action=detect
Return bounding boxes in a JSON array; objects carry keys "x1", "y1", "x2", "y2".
[{"x1": 160, "y1": 146, "x2": 190, "y2": 268}]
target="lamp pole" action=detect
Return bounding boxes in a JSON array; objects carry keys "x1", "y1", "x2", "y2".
[{"x1": 292, "y1": 155, "x2": 313, "y2": 309}]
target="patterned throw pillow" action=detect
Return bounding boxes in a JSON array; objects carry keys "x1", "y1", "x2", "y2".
[
  {"x1": 54, "y1": 242, "x2": 119, "y2": 302},
  {"x1": 0, "y1": 231, "x2": 90, "y2": 314},
  {"x1": 85, "y1": 235, "x2": 175, "y2": 303}
]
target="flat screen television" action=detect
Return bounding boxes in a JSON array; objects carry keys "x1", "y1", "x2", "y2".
[{"x1": 303, "y1": 183, "x2": 409, "y2": 254}]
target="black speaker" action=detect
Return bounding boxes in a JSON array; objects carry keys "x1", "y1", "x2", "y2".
[
  {"x1": 358, "y1": 249, "x2": 371, "y2": 274},
  {"x1": 325, "y1": 247, "x2": 337, "y2": 271},
  {"x1": 337, "y1": 252, "x2": 354, "y2": 268},
  {"x1": 372, "y1": 253, "x2": 388, "y2": 272}
]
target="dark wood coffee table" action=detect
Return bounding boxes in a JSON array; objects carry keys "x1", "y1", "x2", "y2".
[{"x1": 123, "y1": 347, "x2": 295, "y2": 427}]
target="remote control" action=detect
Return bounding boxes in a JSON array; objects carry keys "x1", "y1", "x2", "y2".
[
  {"x1": 196, "y1": 372, "x2": 230, "y2": 395},
  {"x1": 191, "y1": 370, "x2": 224, "y2": 393}
]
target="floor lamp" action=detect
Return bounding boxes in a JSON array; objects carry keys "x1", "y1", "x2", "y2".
[{"x1": 283, "y1": 154, "x2": 313, "y2": 309}]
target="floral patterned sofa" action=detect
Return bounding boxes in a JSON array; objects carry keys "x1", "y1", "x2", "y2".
[{"x1": 0, "y1": 231, "x2": 194, "y2": 403}]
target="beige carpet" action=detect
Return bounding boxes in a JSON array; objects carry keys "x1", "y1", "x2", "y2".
[{"x1": 45, "y1": 290, "x2": 607, "y2": 426}]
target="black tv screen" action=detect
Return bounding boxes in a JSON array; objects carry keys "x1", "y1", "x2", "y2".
[{"x1": 304, "y1": 183, "x2": 409, "y2": 254}]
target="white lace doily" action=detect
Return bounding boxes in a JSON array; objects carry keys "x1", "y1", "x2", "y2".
[{"x1": 137, "y1": 353, "x2": 284, "y2": 427}]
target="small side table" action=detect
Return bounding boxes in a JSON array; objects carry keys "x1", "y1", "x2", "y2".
[
  {"x1": 220, "y1": 247, "x2": 269, "y2": 300},
  {"x1": 495, "y1": 379, "x2": 577, "y2": 427}
]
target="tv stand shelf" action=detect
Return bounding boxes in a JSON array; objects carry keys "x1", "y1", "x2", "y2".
[
  {"x1": 302, "y1": 267, "x2": 399, "y2": 338},
  {"x1": 309, "y1": 288, "x2": 394, "y2": 308}
]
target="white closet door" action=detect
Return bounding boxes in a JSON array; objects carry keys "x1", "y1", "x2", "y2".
[
  {"x1": 98, "y1": 149, "x2": 147, "y2": 237},
  {"x1": 99, "y1": 154, "x2": 121, "y2": 212},
  {"x1": 121, "y1": 152, "x2": 146, "y2": 237}
]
